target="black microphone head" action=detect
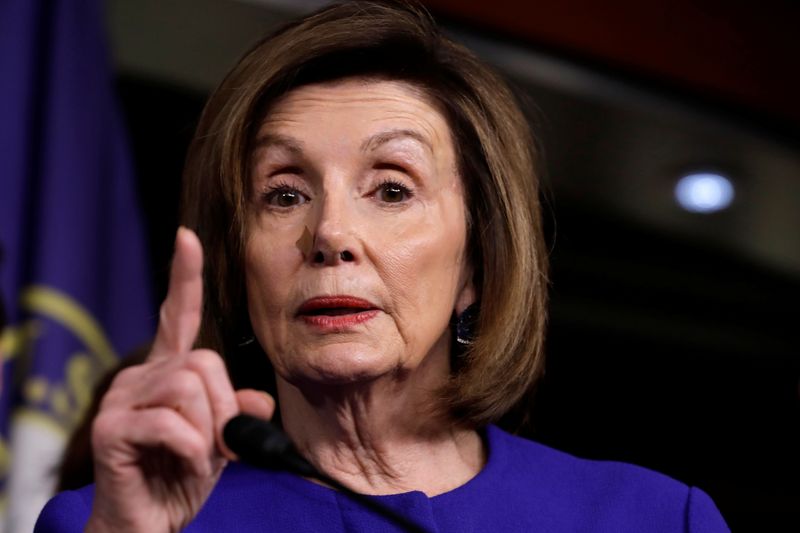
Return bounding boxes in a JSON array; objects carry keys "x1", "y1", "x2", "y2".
[
  {"x1": 223, "y1": 414, "x2": 316, "y2": 476},
  {"x1": 224, "y1": 414, "x2": 290, "y2": 468}
]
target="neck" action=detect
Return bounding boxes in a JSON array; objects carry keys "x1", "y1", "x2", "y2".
[{"x1": 276, "y1": 341, "x2": 485, "y2": 496}]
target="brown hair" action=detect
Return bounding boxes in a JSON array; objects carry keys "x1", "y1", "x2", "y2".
[{"x1": 181, "y1": 0, "x2": 548, "y2": 430}]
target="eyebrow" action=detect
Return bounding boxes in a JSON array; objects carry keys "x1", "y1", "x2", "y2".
[
  {"x1": 252, "y1": 128, "x2": 434, "y2": 156},
  {"x1": 360, "y1": 128, "x2": 434, "y2": 155},
  {"x1": 252, "y1": 133, "x2": 304, "y2": 154}
]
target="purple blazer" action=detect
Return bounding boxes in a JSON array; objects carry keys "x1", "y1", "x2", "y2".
[{"x1": 35, "y1": 425, "x2": 729, "y2": 532}]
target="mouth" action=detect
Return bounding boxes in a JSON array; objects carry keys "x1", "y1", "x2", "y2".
[
  {"x1": 296, "y1": 296, "x2": 380, "y2": 317},
  {"x1": 296, "y1": 296, "x2": 380, "y2": 331}
]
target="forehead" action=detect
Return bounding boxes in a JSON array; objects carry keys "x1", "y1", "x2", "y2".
[{"x1": 256, "y1": 79, "x2": 454, "y2": 152}]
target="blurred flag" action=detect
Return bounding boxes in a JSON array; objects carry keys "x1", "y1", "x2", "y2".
[{"x1": 0, "y1": 0, "x2": 154, "y2": 531}]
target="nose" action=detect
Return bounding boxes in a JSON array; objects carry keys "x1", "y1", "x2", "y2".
[
  {"x1": 312, "y1": 248, "x2": 355, "y2": 265},
  {"x1": 308, "y1": 193, "x2": 359, "y2": 267}
]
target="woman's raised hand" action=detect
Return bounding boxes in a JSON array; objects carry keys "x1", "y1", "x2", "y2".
[{"x1": 87, "y1": 228, "x2": 275, "y2": 533}]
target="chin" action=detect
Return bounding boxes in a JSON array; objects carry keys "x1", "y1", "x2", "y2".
[{"x1": 287, "y1": 343, "x2": 400, "y2": 386}]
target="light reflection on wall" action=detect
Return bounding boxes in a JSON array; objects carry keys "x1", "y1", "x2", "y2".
[{"x1": 674, "y1": 172, "x2": 735, "y2": 213}]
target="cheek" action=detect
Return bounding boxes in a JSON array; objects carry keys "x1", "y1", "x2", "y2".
[
  {"x1": 376, "y1": 199, "x2": 468, "y2": 319},
  {"x1": 244, "y1": 226, "x2": 304, "y2": 321}
]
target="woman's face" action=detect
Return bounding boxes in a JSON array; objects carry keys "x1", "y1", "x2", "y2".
[{"x1": 245, "y1": 79, "x2": 474, "y2": 387}]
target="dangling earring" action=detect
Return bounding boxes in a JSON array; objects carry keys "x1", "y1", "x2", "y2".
[
  {"x1": 454, "y1": 302, "x2": 479, "y2": 346},
  {"x1": 451, "y1": 303, "x2": 479, "y2": 370},
  {"x1": 237, "y1": 318, "x2": 256, "y2": 347},
  {"x1": 238, "y1": 335, "x2": 255, "y2": 347}
]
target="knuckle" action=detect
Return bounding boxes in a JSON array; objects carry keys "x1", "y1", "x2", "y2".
[
  {"x1": 151, "y1": 412, "x2": 207, "y2": 456},
  {"x1": 187, "y1": 349, "x2": 225, "y2": 374},
  {"x1": 169, "y1": 369, "x2": 204, "y2": 399},
  {"x1": 99, "y1": 367, "x2": 143, "y2": 408},
  {"x1": 98, "y1": 386, "x2": 124, "y2": 410},
  {"x1": 108, "y1": 365, "x2": 142, "y2": 388},
  {"x1": 158, "y1": 303, "x2": 171, "y2": 329},
  {"x1": 91, "y1": 410, "x2": 123, "y2": 448},
  {"x1": 149, "y1": 410, "x2": 177, "y2": 436},
  {"x1": 183, "y1": 434, "x2": 209, "y2": 460}
]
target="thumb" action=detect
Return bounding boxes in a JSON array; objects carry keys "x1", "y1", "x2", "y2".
[{"x1": 235, "y1": 389, "x2": 276, "y2": 421}]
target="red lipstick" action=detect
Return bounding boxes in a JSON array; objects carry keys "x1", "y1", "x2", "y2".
[{"x1": 296, "y1": 296, "x2": 380, "y2": 331}]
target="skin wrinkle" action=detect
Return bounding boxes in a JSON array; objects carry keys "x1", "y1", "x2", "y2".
[
  {"x1": 282, "y1": 330, "x2": 461, "y2": 489},
  {"x1": 359, "y1": 128, "x2": 434, "y2": 156},
  {"x1": 251, "y1": 133, "x2": 305, "y2": 155},
  {"x1": 253, "y1": 133, "x2": 437, "y2": 196},
  {"x1": 244, "y1": 79, "x2": 481, "y2": 495}
]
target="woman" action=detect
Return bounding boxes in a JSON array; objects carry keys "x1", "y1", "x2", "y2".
[{"x1": 36, "y1": 1, "x2": 728, "y2": 531}]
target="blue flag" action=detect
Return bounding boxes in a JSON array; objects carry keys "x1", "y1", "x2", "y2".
[{"x1": 0, "y1": 0, "x2": 154, "y2": 530}]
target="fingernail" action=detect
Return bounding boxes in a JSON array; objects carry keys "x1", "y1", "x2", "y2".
[
  {"x1": 261, "y1": 392, "x2": 276, "y2": 411},
  {"x1": 175, "y1": 226, "x2": 187, "y2": 248}
]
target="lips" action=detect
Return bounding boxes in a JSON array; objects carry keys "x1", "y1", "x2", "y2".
[
  {"x1": 296, "y1": 296, "x2": 380, "y2": 330},
  {"x1": 297, "y1": 296, "x2": 379, "y2": 316}
]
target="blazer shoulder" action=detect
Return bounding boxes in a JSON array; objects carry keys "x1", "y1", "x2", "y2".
[
  {"x1": 489, "y1": 426, "x2": 729, "y2": 531},
  {"x1": 493, "y1": 426, "x2": 689, "y2": 495}
]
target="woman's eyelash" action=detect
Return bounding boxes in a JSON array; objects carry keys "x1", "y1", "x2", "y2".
[
  {"x1": 261, "y1": 180, "x2": 292, "y2": 198},
  {"x1": 258, "y1": 177, "x2": 413, "y2": 205},
  {"x1": 261, "y1": 180, "x2": 309, "y2": 207},
  {"x1": 378, "y1": 178, "x2": 412, "y2": 192},
  {"x1": 267, "y1": 179, "x2": 295, "y2": 192},
  {"x1": 375, "y1": 178, "x2": 414, "y2": 203}
]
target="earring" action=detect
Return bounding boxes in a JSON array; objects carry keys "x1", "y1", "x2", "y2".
[
  {"x1": 238, "y1": 335, "x2": 255, "y2": 347},
  {"x1": 454, "y1": 302, "x2": 479, "y2": 346}
]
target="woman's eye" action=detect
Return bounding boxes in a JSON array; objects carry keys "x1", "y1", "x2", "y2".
[
  {"x1": 377, "y1": 181, "x2": 412, "y2": 203},
  {"x1": 265, "y1": 187, "x2": 308, "y2": 208}
]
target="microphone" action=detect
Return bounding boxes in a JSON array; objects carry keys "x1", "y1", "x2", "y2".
[
  {"x1": 223, "y1": 414, "x2": 317, "y2": 477},
  {"x1": 223, "y1": 414, "x2": 429, "y2": 533}
]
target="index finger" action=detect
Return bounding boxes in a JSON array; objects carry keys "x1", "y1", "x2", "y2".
[{"x1": 152, "y1": 227, "x2": 204, "y2": 357}]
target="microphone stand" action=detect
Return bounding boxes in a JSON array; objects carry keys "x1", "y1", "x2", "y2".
[{"x1": 225, "y1": 414, "x2": 430, "y2": 533}]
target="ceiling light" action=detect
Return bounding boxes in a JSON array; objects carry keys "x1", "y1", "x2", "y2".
[{"x1": 674, "y1": 172, "x2": 734, "y2": 213}]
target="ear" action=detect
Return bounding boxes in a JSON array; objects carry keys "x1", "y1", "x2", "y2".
[{"x1": 454, "y1": 267, "x2": 477, "y2": 315}]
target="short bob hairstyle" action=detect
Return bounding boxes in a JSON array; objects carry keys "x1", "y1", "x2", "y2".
[{"x1": 182, "y1": 0, "x2": 548, "y2": 430}]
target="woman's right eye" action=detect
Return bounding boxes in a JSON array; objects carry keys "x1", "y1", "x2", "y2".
[{"x1": 264, "y1": 186, "x2": 309, "y2": 208}]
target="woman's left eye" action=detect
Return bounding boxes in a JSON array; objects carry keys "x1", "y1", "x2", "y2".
[
  {"x1": 264, "y1": 186, "x2": 309, "y2": 208},
  {"x1": 376, "y1": 180, "x2": 412, "y2": 203}
]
